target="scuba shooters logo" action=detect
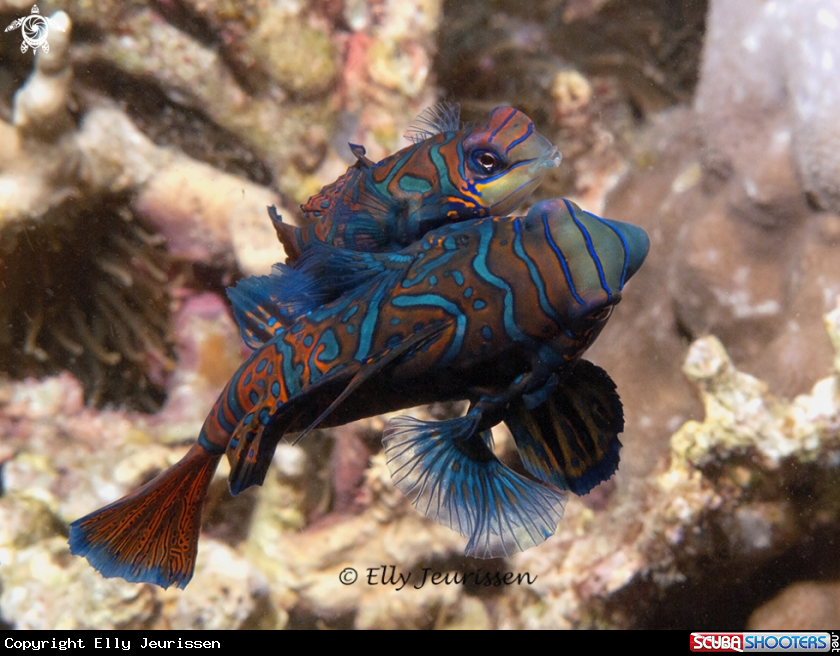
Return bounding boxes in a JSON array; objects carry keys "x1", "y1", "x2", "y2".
[
  {"x1": 691, "y1": 635, "x2": 744, "y2": 653},
  {"x1": 690, "y1": 632, "x2": 837, "y2": 652}
]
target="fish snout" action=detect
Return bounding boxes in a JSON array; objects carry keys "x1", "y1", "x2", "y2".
[{"x1": 604, "y1": 219, "x2": 650, "y2": 284}]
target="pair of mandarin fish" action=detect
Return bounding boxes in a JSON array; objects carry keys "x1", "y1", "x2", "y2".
[{"x1": 70, "y1": 104, "x2": 649, "y2": 589}]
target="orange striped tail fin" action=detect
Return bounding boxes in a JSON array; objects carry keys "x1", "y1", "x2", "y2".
[{"x1": 68, "y1": 443, "x2": 221, "y2": 589}]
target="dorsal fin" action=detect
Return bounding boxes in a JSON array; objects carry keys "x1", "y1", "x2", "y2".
[
  {"x1": 300, "y1": 141, "x2": 379, "y2": 221},
  {"x1": 301, "y1": 160, "x2": 367, "y2": 220},
  {"x1": 267, "y1": 206, "x2": 303, "y2": 262},
  {"x1": 228, "y1": 241, "x2": 414, "y2": 349},
  {"x1": 348, "y1": 143, "x2": 374, "y2": 167},
  {"x1": 404, "y1": 102, "x2": 462, "y2": 144}
]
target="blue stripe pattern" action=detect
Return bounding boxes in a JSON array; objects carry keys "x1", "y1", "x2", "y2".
[{"x1": 564, "y1": 199, "x2": 611, "y2": 302}]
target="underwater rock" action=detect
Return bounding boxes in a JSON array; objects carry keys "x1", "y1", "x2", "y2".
[
  {"x1": 64, "y1": 0, "x2": 441, "y2": 206},
  {"x1": 75, "y1": 7, "x2": 325, "y2": 194},
  {"x1": 247, "y1": 8, "x2": 337, "y2": 97},
  {"x1": 0, "y1": 10, "x2": 77, "y2": 226},
  {"x1": 0, "y1": 9, "x2": 287, "y2": 276},
  {"x1": 747, "y1": 581, "x2": 840, "y2": 630},
  {"x1": 828, "y1": 304, "x2": 840, "y2": 375},
  {"x1": 9, "y1": 10, "x2": 72, "y2": 138},
  {"x1": 697, "y1": 0, "x2": 840, "y2": 215},
  {"x1": 1, "y1": 536, "x2": 159, "y2": 630},
  {"x1": 0, "y1": 373, "x2": 276, "y2": 629},
  {"x1": 245, "y1": 432, "x2": 474, "y2": 629},
  {"x1": 77, "y1": 106, "x2": 286, "y2": 275},
  {"x1": 0, "y1": 9, "x2": 287, "y2": 409},
  {"x1": 155, "y1": 539, "x2": 277, "y2": 630},
  {"x1": 672, "y1": 0, "x2": 840, "y2": 397},
  {"x1": 1, "y1": 529, "x2": 269, "y2": 629},
  {"x1": 435, "y1": 0, "x2": 705, "y2": 208},
  {"x1": 597, "y1": 1, "x2": 840, "y2": 476},
  {"x1": 1, "y1": 0, "x2": 445, "y2": 275}
]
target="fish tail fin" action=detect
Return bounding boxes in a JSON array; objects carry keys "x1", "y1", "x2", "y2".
[
  {"x1": 68, "y1": 443, "x2": 222, "y2": 589},
  {"x1": 383, "y1": 416, "x2": 567, "y2": 559}
]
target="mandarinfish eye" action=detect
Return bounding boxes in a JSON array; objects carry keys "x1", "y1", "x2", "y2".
[{"x1": 469, "y1": 150, "x2": 505, "y2": 175}]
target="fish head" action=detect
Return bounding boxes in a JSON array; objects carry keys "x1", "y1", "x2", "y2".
[
  {"x1": 526, "y1": 198, "x2": 649, "y2": 345},
  {"x1": 458, "y1": 107, "x2": 561, "y2": 216}
]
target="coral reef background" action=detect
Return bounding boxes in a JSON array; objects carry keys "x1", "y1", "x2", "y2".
[{"x1": 1, "y1": 0, "x2": 839, "y2": 629}]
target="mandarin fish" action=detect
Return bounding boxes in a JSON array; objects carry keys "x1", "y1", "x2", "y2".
[
  {"x1": 271, "y1": 103, "x2": 561, "y2": 260},
  {"x1": 69, "y1": 198, "x2": 649, "y2": 588}
]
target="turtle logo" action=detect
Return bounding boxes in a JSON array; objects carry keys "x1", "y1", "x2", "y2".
[{"x1": 4, "y1": 5, "x2": 65, "y2": 54}]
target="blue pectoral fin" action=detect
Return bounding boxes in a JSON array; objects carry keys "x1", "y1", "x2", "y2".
[
  {"x1": 383, "y1": 415, "x2": 567, "y2": 559},
  {"x1": 295, "y1": 240, "x2": 412, "y2": 296},
  {"x1": 227, "y1": 263, "x2": 332, "y2": 349},
  {"x1": 505, "y1": 360, "x2": 623, "y2": 496},
  {"x1": 334, "y1": 209, "x2": 389, "y2": 252}
]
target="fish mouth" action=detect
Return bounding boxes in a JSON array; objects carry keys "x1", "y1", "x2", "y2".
[
  {"x1": 543, "y1": 146, "x2": 562, "y2": 168},
  {"x1": 529, "y1": 145, "x2": 562, "y2": 173}
]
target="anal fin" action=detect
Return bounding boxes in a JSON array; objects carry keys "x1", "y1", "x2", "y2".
[{"x1": 226, "y1": 400, "x2": 295, "y2": 495}]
